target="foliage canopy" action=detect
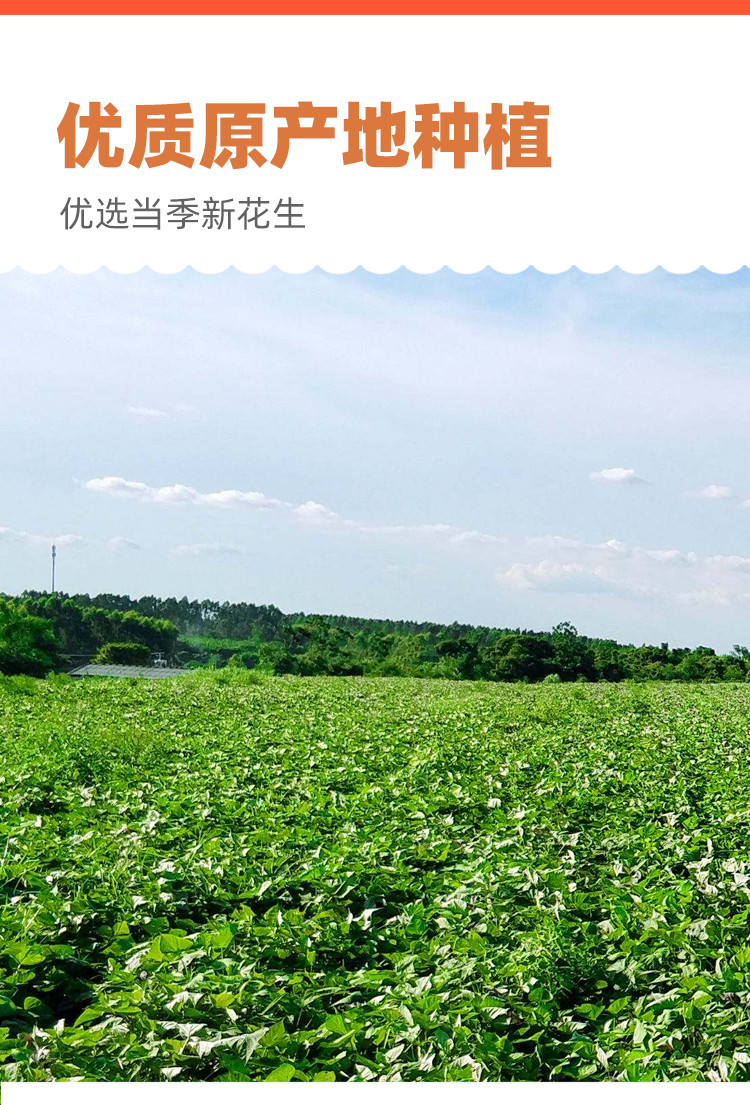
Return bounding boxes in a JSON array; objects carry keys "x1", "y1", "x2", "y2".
[{"x1": 3, "y1": 676, "x2": 750, "y2": 1081}]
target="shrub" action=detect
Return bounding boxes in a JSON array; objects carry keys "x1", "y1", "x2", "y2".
[
  {"x1": 188, "y1": 666, "x2": 265, "y2": 686},
  {"x1": 93, "y1": 641, "x2": 151, "y2": 666},
  {"x1": 0, "y1": 673, "x2": 40, "y2": 695},
  {"x1": 0, "y1": 598, "x2": 58, "y2": 677}
]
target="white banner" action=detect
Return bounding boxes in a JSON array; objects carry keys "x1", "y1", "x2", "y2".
[{"x1": 2, "y1": 14, "x2": 750, "y2": 273}]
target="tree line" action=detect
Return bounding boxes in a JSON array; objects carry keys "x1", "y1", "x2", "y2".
[
  {"x1": 3, "y1": 590, "x2": 750, "y2": 683},
  {"x1": 205, "y1": 618, "x2": 750, "y2": 682},
  {"x1": 0, "y1": 594, "x2": 178, "y2": 676}
]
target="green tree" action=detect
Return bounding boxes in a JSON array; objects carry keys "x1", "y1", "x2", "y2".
[
  {"x1": 436, "y1": 637, "x2": 481, "y2": 679},
  {"x1": 550, "y1": 622, "x2": 596, "y2": 681},
  {"x1": 377, "y1": 634, "x2": 432, "y2": 677},
  {"x1": 0, "y1": 599, "x2": 58, "y2": 676},
  {"x1": 675, "y1": 647, "x2": 725, "y2": 682},
  {"x1": 257, "y1": 641, "x2": 296, "y2": 674},
  {"x1": 484, "y1": 634, "x2": 555, "y2": 682}
]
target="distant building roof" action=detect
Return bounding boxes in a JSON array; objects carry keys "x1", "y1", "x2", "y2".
[{"x1": 69, "y1": 664, "x2": 188, "y2": 679}]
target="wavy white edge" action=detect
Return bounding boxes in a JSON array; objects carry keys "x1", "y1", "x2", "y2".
[{"x1": 0, "y1": 264, "x2": 748, "y2": 276}]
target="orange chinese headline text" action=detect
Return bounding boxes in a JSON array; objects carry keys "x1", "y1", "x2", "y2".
[{"x1": 58, "y1": 101, "x2": 551, "y2": 170}]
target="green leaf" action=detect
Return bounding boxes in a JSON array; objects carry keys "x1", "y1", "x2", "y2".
[
  {"x1": 7, "y1": 943, "x2": 46, "y2": 967},
  {"x1": 262, "y1": 1021, "x2": 289, "y2": 1048},
  {"x1": 210, "y1": 926, "x2": 236, "y2": 950},
  {"x1": 265, "y1": 1064, "x2": 296, "y2": 1082}
]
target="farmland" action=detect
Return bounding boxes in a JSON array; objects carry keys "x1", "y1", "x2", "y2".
[{"x1": 3, "y1": 675, "x2": 750, "y2": 1081}]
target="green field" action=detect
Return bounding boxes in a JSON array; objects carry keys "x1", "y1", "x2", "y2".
[{"x1": 3, "y1": 674, "x2": 750, "y2": 1081}]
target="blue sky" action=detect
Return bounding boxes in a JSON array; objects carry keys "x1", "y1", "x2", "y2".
[{"x1": 2, "y1": 266, "x2": 750, "y2": 650}]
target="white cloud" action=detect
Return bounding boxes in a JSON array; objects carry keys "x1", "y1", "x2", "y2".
[
  {"x1": 590, "y1": 467, "x2": 645, "y2": 485},
  {"x1": 528, "y1": 534, "x2": 630, "y2": 556},
  {"x1": 351, "y1": 521, "x2": 505, "y2": 546},
  {"x1": 198, "y1": 489, "x2": 282, "y2": 509},
  {"x1": 84, "y1": 476, "x2": 161, "y2": 501},
  {"x1": 0, "y1": 525, "x2": 136, "y2": 553},
  {"x1": 646, "y1": 548, "x2": 689, "y2": 564},
  {"x1": 689, "y1": 484, "x2": 734, "y2": 500},
  {"x1": 84, "y1": 477, "x2": 281, "y2": 511},
  {"x1": 106, "y1": 536, "x2": 141, "y2": 552},
  {"x1": 294, "y1": 501, "x2": 341, "y2": 526},
  {"x1": 496, "y1": 560, "x2": 647, "y2": 597},
  {"x1": 82, "y1": 475, "x2": 508, "y2": 550},
  {"x1": 496, "y1": 536, "x2": 750, "y2": 607},
  {"x1": 78, "y1": 473, "x2": 750, "y2": 613},
  {"x1": 54, "y1": 533, "x2": 88, "y2": 548},
  {"x1": 173, "y1": 542, "x2": 244, "y2": 557},
  {"x1": 0, "y1": 526, "x2": 85, "y2": 548},
  {"x1": 127, "y1": 406, "x2": 169, "y2": 419},
  {"x1": 705, "y1": 554, "x2": 750, "y2": 571},
  {"x1": 443, "y1": 528, "x2": 507, "y2": 547},
  {"x1": 497, "y1": 561, "x2": 587, "y2": 590}
]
